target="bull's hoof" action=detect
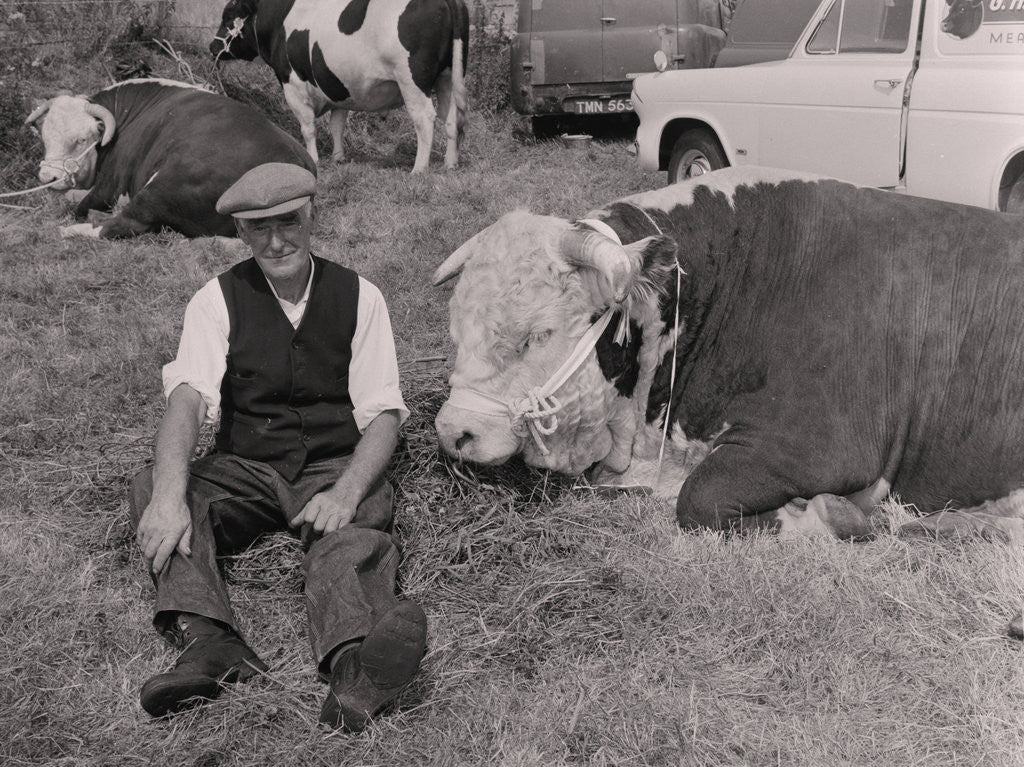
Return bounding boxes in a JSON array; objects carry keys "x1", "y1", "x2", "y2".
[
  {"x1": 1009, "y1": 612, "x2": 1023, "y2": 640},
  {"x1": 59, "y1": 223, "x2": 103, "y2": 239},
  {"x1": 777, "y1": 494, "x2": 873, "y2": 540},
  {"x1": 811, "y1": 494, "x2": 873, "y2": 541}
]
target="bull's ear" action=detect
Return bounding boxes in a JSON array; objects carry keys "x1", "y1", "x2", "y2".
[
  {"x1": 432, "y1": 228, "x2": 486, "y2": 285},
  {"x1": 625, "y1": 235, "x2": 679, "y2": 303}
]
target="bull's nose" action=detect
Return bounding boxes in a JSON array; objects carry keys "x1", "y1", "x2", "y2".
[
  {"x1": 39, "y1": 167, "x2": 69, "y2": 189},
  {"x1": 437, "y1": 427, "x2": 474, "y2": 456}
]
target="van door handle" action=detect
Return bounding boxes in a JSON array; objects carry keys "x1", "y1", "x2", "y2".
[
  {"x1": 601, "y1": 17, "x2": 617, "y2": 24},
  {"x1": 874, "y1": 78, "x2": 903, "y2": 89}
]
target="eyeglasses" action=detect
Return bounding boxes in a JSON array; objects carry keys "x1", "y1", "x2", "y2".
[{"x1": 239, "y1": 217, "x2": 306, "y2": 243}]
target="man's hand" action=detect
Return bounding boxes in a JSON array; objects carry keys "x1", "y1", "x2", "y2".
[
  {"x1": 291, "y1": 490, "x2": 358, "y2": 540},
  {"x1": 136, "y1": 496, "x2": 193, "y2": 575}
]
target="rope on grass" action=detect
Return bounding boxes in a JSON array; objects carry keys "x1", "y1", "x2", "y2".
[{"x1": 0, "y1": 178, "x2": 64, "y2": 198}]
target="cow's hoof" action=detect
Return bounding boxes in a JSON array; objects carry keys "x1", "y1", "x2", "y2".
[
  {"x1": 777, "y1": 494, "x2": 872, "y2": 540},
  {"x1": 59, "y1": 223, "x2": 103, "y2": 239},
  {"x1": 811, "y1": 494, "x2": 873, "y2": 541},
  {"x1": 1008, "y1": 612, "x2": 1023, "y2": 640}
]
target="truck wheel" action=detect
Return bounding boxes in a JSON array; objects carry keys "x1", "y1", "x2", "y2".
[
  {"x1": 667, "y1": 129, "x2": 727, "y2": 184},
  {"x1": 1007, "y1": 174, "x2": 1024, "y2": 215}
]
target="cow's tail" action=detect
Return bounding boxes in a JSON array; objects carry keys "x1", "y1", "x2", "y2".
[{"x1": 448, "y1": 0, "x2": 469, "y2": 142}]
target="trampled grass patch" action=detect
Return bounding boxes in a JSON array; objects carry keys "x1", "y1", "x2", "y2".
[{"x1": 2, "y1": 96, "x2": 1023, "y2": 767}]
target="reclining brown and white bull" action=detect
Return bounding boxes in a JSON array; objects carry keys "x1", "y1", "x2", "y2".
[{"x1": 432, "y1": 167, "x2": 1024, "y2": 545}]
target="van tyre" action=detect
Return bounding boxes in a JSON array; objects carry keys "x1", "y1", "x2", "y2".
[{"x1": 667, "y1": 129, "x2": 727, "y2": 185}]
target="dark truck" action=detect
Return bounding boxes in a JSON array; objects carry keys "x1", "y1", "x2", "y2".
[{"x1": 510, "y1": 0, "x2": 732, "y2": 119}]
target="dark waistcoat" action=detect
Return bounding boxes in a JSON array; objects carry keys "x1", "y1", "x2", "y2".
[{"x1": 215, "y1": 255, "x2": 361, "y2": 481}]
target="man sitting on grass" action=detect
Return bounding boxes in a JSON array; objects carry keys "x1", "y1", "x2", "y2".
[{"x1": 129, "y1": 162, "x2": 426, "y2": 732}]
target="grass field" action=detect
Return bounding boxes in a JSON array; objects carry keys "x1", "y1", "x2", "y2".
[{"x1": 3, "y1": 74, "x2": 1024, "y2": 766}]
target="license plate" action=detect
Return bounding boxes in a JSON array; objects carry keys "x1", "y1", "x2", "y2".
[{"x1": 567, "y1": 97, "x2": 634, "y2": 115}]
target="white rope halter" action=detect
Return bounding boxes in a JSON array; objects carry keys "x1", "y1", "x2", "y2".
[
  {"x1": 212, "y1": 16, "x2": 246, "y2": 60},
  {"x1": 35, "y1": 138, "x2": 99, "y2": 191},
  {"x1": 446, "y1": 209, "x2": 683, "y2": 478},
  {"x1": 447, "y1": 307, "x2": 616, "y2": 456},
  {"x1": 447, "y1": 218, "x2": 635, "y2": 456}
]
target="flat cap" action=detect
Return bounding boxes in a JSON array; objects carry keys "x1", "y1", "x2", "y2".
[{"x1": 216, "y1": 163, "x2": 316, "y2": 218}]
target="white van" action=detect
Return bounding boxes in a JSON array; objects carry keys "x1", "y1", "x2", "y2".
[{"x1": 632, "y1": 0, "x2": 1024, "y2": 212}]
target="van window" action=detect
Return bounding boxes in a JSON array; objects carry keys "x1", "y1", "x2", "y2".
[
  {"x1": 807, "y1": 0, "x2": 913, "y2": 54},
  {"x1": 727, "y1": 0, "x2": 823, "y2": 44}
]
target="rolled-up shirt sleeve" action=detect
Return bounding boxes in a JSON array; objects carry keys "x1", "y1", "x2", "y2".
[
  {"x1": 350, "y1": 277, "x2": 409, "y2": 432},
  {"x1": 161, "y1": 279, "x2": 230, "y2": 425}
]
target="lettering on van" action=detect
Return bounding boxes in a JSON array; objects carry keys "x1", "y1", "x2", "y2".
[
  {"x1": 989, "y1": 30, "x2": 1024, "y2": 43},
  {"x1": 938, "y1": 0, "x2": 1024, "y2": 51}
]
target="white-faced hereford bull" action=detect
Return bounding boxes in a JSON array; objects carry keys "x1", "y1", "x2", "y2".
[
  {"x1": 210, "y1": 0, "x2": 469, "y2": 173},
  {"x1": 432, "y1": 167, "x2": 1024, "y2": 546},
  {"x1": 25, "y1": 79, "x2": 314, "y2": 239}
]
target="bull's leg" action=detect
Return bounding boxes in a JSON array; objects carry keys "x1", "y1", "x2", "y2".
[
  {"x1": 328, "y1": 109, "x2": 348, "y2": 164},
  {"x1": 897, "y1": 488, "x2": 1024, "y2": 544},
  {"x1": 73, "y1": 189, "x2": 113, "y2": 221},
  {"x1": 283, "y1": 80, "x2": 320, "y2": 164},
  {"x1": 675, "y1": 444, "x2": 872, "y2": 540},
  {"x1": 395, "y1": 77, "x2": 436, "y2": 174},
  {"x1": 97, "y1": 211, "x2": 159, "y2": 238},
  {"x1": 63, "y1": 211, "x2": 156, "y2": 239},
  {"x1": 433, "y1": 69, "x2": 459, "y2": 170}
]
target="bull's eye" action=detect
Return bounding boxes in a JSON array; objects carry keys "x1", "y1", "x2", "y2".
[{"x1": 526, "y1": 329, "x2": 552, "y2": 350}]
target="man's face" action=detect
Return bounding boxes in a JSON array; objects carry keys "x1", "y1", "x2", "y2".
[{"x1": 235, "y1": 203, "x2": 314, "y2": 284}]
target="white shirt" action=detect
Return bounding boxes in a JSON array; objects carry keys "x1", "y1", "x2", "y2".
[{"x1": 162, "y1": 258, "x2": 409, "y2": 432}]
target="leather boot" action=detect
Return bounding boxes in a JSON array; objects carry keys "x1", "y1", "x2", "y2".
[
  {"x1": 319, "y1": 601, "x2": 427, "y2": 732},
  {"x1": 140, "y1": 613, "x2": 267, "y2": 717}
]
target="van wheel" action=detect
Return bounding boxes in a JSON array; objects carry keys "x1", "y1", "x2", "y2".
[
  {"x1": 667, "y1": 129, "x2": 727, "y2": 185},
  {"x1": 1007, "y1": 174, "x2": 1024, "y2": 215}
]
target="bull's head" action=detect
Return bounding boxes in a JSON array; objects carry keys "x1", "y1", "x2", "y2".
[
  {"x1": 210, "y1": 0, "x2": 259, "y2": 61},
  {"x1": 25, "y1": 95, "x2": 115, "y2": 191},
  {"x1": 433, "y1": 210, "x2": 678, "y2": 476},
  {"x1": 941, "y1": 0, "x2": 984, "y2": 37}
]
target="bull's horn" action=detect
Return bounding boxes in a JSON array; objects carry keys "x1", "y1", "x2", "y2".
[
  {"x1": 85, "y1": 103, "x2": 116, "y2": 145},
  {"x1": 24, "y1": 101, "x2": 51, "y2": 127},
  {"x1": 559, "y1": 228, "x2": 634, "y2": 303},
  {"x1": 432, "y1": 229, "x2": 487, "y2": 285}
]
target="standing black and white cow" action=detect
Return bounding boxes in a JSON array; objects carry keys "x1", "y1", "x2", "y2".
[
  {"x1": 26, "y1": 78, "x2": 314, "y2": 239},
  {"x1": 432, "y1": 167, "x2": 1024, "y2": 547},
  {"x1": 210, "y1": 0, "x2": 469, "y2": 173}
]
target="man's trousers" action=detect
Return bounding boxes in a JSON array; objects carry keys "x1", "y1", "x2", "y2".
[{"x1": 128, "y1": 452, "x2": 403, "y2": 675}]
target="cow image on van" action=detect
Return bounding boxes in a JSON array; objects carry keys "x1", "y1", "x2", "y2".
[
  {"x1": 210, "y1": 0, "x2": 469, "y2": 173},
  {"x1": 25, "y1": 79, "x2": 315, "y2": 239},
  {"x1": 941, "y1": 0, "x2": 983, "y2": 39},
  {"x1": 432, "y1": 167, "x2": 1024, "y2": 552}
]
